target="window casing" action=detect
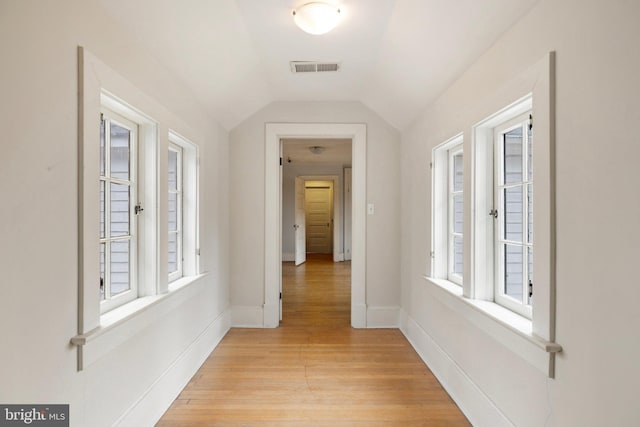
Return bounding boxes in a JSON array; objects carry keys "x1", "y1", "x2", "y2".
[
  {"x1": 425, "y1": 53, "x2": 559, "y2": 377},
  {"x1": 99, "y1": 108, "x2": 139, "y2": 312},
  {"x1": 431, "y1": 134, "x2": 464, "y2": 285},
  {"x1": 75, "y1": 48, "x2": 204, "y2": 370},
  {"x1": 168, "y1": 143, "x2": 183, "y2": 282}
]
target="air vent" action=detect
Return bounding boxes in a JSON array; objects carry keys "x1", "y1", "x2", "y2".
[{"x1": 290, "y1": 61, "x2": 340, "y2": 73}]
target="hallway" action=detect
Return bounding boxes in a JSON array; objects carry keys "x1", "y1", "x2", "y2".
[
  {"x1": 157, "y1": 255, "x2": 469, "y2": 426},
  {"x1": 282, "y1": 254, "x2": 351, "y2": 327}
]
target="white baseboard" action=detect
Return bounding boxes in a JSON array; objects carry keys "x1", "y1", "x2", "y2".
[
  {"x1": 399, "y1": 310, "x2": 513, "y2": 427},
  {"x1": 366, "y1": 306, "x2": 400, "y2": 328},
  {"x1": 334, "y1": 252, "x2": 344, "y2": 262},
  {"x1": 263, "y1": 303, "x2": 280, "y2": 328},
  {"x1": 351, "y1": 303, "x2": 367, "y2": 328},
  {"x1": 231, "y1": 305, "x2": 265, "y2": 327},
  {"x1": 282, "y1": 253, "x2": 295, "y2": 262},
  {"x1": 116, "y1": 308, "x2": 231, "y2": 427}
]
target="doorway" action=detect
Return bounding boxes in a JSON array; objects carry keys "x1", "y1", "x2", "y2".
[
  {"x1": 281, "y1": 254, "x2": 351, "y2": 327},
  {"x1": 291, "y1": 174, "x2": 343, "y2": 265},
  {"x1": 282, "y1": 142, "x2": 348, "y2": 323},
  {"x1": 264, "y1": 123, "x2": 367, "y2": 328},
  {"x1": 305, "y1": 181, "x2": 334, "y2": 254}
]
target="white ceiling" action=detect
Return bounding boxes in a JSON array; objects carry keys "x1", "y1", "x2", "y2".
[
  {"x1": 98, "y1": 0, "x2": 539, "y2": 131},
  {"x1": 283, "y1": 138, "x2": 352, "y2": 164}
]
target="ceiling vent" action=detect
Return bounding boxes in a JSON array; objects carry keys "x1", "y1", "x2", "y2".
[{"x1": 290, "y1": 61, "x2": 340, "y2": 73}]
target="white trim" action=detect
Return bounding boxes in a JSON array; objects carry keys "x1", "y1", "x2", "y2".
[
  {"x1": 431, "y1": 133, "x2": 463, "y2": 284},
  {"x1": 351, "y1": 302, "x2": 367, "y2": 327},
  {"x1": 231, "y1": 305, "x2": 265, "y2": 328},
  {"x1": 469, "y1": 52, "x2": 557, "y2": 345},
  {"x1": 530, "y1": 52, "x2": 556, "y2": 342},
  {"x1": 263, "y1": 303, "x2": 280, "y2": 328},
  {"x1": 425, "y1": 277, "x2": 560, "y2": 377},
  {"x1": 167, "y1": 142, "x2": 183, "y2": 283},
  {"x1": 78, "y1": 46, "x2": 161, "y2": 343},
  {"x1": 115, "y1": 307, "x2": 231, "y2": 427},
  {"x1": 167, "y1": 130, "x2": 200, "y2": 286},
  {"x1": 400, "y1": 310, "x2": 514, "y2": 427},
  {"x1": 472, "y1": 95, "x2": 533, "y2": 304},
  {"x1": 366, "y1": 306, "x2": 400, "y2": 328},
  {"x1": 99, "y1": 107, "x2": 140, "y2": 313},
  {"x1": 448, "y1": 145, "x2": 464, "y2": 285},
  {"x1": 282, "y1": 253, "x2": 295, "y2": 262},
  {"x1": 71, "y1": 273, "x2": 208, "y2": 370},
  {"x1": 265, "y1": 123, "x2": 367, "y2": 328},
  {"x1": 493, "y1": 113, "x2": 533, "y2": 318},
  {"x1": 343, "y1": 167, "x2": 352, "y2": 261}
]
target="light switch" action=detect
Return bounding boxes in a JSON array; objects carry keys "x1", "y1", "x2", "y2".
[{"x1": 367, "y1": 203, "x2": 375, "y2": 215}]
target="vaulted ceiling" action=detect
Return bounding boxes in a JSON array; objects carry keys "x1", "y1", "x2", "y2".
[{"x1": 98, "y1": 0, "x2": 539, "y2": 131}]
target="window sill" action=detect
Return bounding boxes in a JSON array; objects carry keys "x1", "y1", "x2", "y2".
[
  {"x1": 168, "y1": 275, "x2": 198, "y2": 293},
  {"x1": 71, "y1": 273, "x2": 207, "y2": 370},
  {"x1": 424, "y1": 276, "x2": 561, "y2": 377}
]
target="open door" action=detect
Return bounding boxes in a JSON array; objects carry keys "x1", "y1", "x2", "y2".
[
  {"x1": 294, "y1": 177, "x2": 306, "y2": 266},
  {"x1": 344, "y1": 168, "x2": 352, "y2": 261}
]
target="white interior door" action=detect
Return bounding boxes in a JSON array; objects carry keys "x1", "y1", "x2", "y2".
[
  {"x1": 344, "y1": 168, "x2": 352, "y2": 261},
  {"x1": 294, "y1": 177, "x2": 306, "y2": 266}
]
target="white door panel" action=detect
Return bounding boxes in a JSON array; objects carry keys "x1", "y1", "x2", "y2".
[{"x1": 294, "y1": 177, "x2": 306, "y2": 266}]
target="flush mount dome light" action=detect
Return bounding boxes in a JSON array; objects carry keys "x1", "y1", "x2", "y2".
[
  {"x1": 293, "y1": 2, "x2": 341, "y2": 35},
  {"x1": 309, "y1": 146, "x2": 325, "y2": 154}
]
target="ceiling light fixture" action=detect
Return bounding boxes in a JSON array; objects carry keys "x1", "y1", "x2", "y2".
[
  {"x1": 293, "y1": 2, "x2": 341, "y2": 35},
  {"x1": 309, "y1": 146, "x2": 325, "y2": 154}
]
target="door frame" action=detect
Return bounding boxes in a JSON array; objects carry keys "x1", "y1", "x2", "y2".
[{"x1": 265, "y1": 123, "x2": 367, "y2": 328}]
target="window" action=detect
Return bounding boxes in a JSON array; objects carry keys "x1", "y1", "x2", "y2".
[
  {"x1": 425, "y1": 53, "x2": 559, "y2": 377},
  {"x1": 472, "y1": 95, "x2": 534, "y2": 318},
  {"x1": 449, "y1": 146, "x2": 464, "y2": 284},
  {"x1": 431, "y1": 134, "x2": 464, "y2": 285},
  {"x1": 168, "y1": 143, "x2": 183, "y2": 282},
  {"x1": 93, "y1": 91, "x2": 159, "y2": 316},
  {"x1": 99, "y1": 108, "x2": 139, "y2": 312},
  {"x1": 494, "y1": 114, "x2": 533, "y2": 317},
  {"x1": 167, "y1": 130, "x2": 199, "y2": 289},
  {"x1": 75, "y1": 48, "x2": 205, "y2": 370},
  {"x1": 93, "y1": 97, "x2": 200, "y2": 315}
]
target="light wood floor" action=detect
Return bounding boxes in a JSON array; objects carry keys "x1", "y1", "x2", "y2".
[{"x1": 157, "y1": 254, "x2": 470, "y2": 426}]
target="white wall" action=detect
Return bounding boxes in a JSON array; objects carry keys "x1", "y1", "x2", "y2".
[
  {"x1": 0, "y1": 1, "x2": 229, "y2": 426},
  {"x1": 282, "y1": 163, "x2": 347, "y2": 259},
  {"x1": 6, "y1": 0, "x2": 638, "y2": 425},
  {"x1": 400, "y1": 0, "x2": 640, "y2": 425},
  {"x1": 229, "y1": 101, "x2": 401, "y2": 323}
]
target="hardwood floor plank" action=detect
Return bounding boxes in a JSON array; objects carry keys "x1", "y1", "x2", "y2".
[{"x1": 157, "y1": 254, "x2": 469, "y2": 426}]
